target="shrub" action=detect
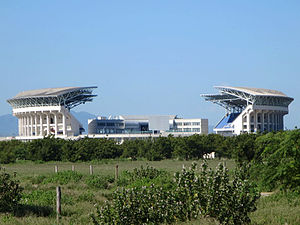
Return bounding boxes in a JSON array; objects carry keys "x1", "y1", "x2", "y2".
[
  {"x1": 0, "y1": 168, "x2": 23, "y2": 213},
  {"x1": 85, "y1": 175, "x2": 114, "y2": 189},
  {"x1": 91, "y1": 162, "x2": 260, "y2": 225}
]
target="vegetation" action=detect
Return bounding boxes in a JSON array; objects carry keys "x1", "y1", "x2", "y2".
[
  {"x1": 0, "y1": 129, "x2": 300, "y2": 224},
  {"x1": 0, "y1": 160, "x2": 299, "y2": 224},
  {"x1": 92, "y1": 162, "x2": 259, "y2": 225},
  {"x1": 0, "y1": 168, "x2": 23, "y2": 213}
]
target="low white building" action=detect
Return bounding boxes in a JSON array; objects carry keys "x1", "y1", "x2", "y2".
[
  {"x1": 88, "y1": 115, "x2": 208, "y2": 141},
  {"x1": 7, "y1": 87, "x2": 97, "y2": 140},
  {"x1": 201, "y1": 86, "x2": 293, "y2": 136}
]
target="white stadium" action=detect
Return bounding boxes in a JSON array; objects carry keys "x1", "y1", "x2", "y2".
[
  {"x1": 7, "y1": 87, "x2": 97, "y2": 140},
  {"x1": 201, "y1": 86, "x2": 294, "y2": 136}
]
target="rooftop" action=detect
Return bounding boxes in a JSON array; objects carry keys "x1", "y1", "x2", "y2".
[
  {"x1": 215, "y1": 86, "x2": 288, "y2": 97},
  {"x1": 7, "y1": 86, "x2": 97, "y2": 109},
  {"x1": 201, "y1": 85, "x2": 294, "y2": 112}
]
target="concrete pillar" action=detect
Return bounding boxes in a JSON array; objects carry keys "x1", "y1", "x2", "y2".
[
  {"x1": 18, "y1": 115, "x2": 22, "y2": 136},
  {"x1": 254, "y1": 111, "x2": 257, "y2": 132},
  {"x1": 22, "y1": 115, "x2": 25, "y2": 136},
  {"x1": 25, "y1": 115, "x2": 28, "y2": 136},
  {"x1": 62, "y1": 113, "x2": 66, "y2": 136},
  {"x1": 34, "y1": 115, "x2": 37, "y2": 136},
  {"x1": 30, "y1": 114, "x2": 33, "y2": 136},
  {"x1": 54, "y1": 112, "x2": 58, "y2": 136},
  {"x1": 46, "y1": 113, "x2": 50, "y2": 136},
  {"x1": 40, "y1": 114, "x2": 43, "y2": 136},
  {"x1": 246, "y1": 113, "x2": 250, "y2": 133}
]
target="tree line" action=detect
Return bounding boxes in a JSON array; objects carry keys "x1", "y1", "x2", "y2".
[
  {"x1": 0, "y1": 130, "x2": 298, "y2": 164},
  {"x1": 0, "y1": 129, "x2": 300, "y2": 191}
]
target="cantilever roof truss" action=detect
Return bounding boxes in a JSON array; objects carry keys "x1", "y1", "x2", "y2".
[
  {"x1": 201, "y1": 86, "x2": 293, "y2": 112},
  {"x1": 7, "y1": 86, "x2": 97, "y2": 110}
]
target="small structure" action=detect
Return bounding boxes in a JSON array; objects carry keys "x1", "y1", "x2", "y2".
[
  {"x1": 7, "y1": 86, "x2": 97, "y2": 139},
  {"x1": 201, "y1": 86, "x2": 293, "y2": 136},
  {"x1": 88, "y1": 115, "x2": 208, "y2": 140}
]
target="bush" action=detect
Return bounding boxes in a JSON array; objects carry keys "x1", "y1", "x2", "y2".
[
  {"x1": 91, "y1": 162, "x2": 260, "y2": 225},
  {"x1": 85, "y1": 175, "x2": 114, "y2": 189},
  {"x1": 0, "y1": 168, "x2": 23, "y2": 213}
]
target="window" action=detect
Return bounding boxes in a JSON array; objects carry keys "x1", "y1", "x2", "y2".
[
  {"x1": 183, "y1": 128, "x2": 191, "y2": 132},
  {"x1": 192, "y1": 122, "x2": 200, "y2": 126},
  {"x1": 192, "y1": 128, "x2": 200, "y2": 132},
  {"x1": 106, "y1": 123, "x2": 115, "y2": 126},
  {"x1": 98, "y1": 122, "x2": 105, "y2": 126},
  {"x1": 183, "y1": 122, "x2": 191, "y2": 126},
  {"x1": 176, "y1": 122, "x2": 182, "y2": 126}
]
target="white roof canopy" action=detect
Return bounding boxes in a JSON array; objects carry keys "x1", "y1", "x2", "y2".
[
  {"x1": 201, "y1": 85, "x2": 293, "y2": 112},
  {"x1": 7, "y1": 86, "x2": 97, "y2": 109}
]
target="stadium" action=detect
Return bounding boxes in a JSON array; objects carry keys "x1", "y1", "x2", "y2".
[
  {"x1": 7, "y1": 86, "x2": 97, "y2": 139},
  {"x1": 201, "y1": 86, "x2": 294, "y2": 136}
]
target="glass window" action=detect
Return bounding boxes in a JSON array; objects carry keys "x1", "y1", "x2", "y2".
[
  {"x1": 183, "y1": 128, "x2": 191, "y2": 132},
  {"x1": 183, "y1": 122, "x2": 191, "y2": 126},
  {"x1": 192, "y1": 122, "x2": 200, "y2": 126}
]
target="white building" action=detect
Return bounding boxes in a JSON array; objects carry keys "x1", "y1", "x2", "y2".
[
  {"x1": 201, "y1": 86, "x2": 293, "y2": 136},
  {"x1": 88, "y1": 115, "x2": 208, "y2": 140},
  {"x1": 7, "y1": 87, "x2": 97, "y2": 140}
]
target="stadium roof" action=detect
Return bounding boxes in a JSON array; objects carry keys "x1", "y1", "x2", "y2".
[
  {"x1": 201, "y1": 86, "x2": 293, "y2": 112},
  {"x1": 7, "y1": 86, "x2": 97, "y2": 109},
  {"x1": 215, "y1": 86, "x2": 288, "y2": 97}
]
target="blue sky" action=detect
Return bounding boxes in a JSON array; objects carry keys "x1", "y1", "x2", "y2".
[{"x1": 0, "y1": 1, "x2": 299, "y2": 129}]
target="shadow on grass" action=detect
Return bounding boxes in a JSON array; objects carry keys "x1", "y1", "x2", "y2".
[{"x1": 14, "y1": 204, "x2": 53, "y2": 217}]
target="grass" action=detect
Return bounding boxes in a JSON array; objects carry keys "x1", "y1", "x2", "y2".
[{"x1": 0, "y1": 159, "x2": 299, "y2": 224}]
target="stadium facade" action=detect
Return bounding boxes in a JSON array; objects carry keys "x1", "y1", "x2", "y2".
[
  {"x1": 88, "y1": 115, "x2": 208, "y2": 138},
  {"x1": 7, "y1": 87, "x2": 97, "y2": 139},
  {"x1": 201, "y1": 86, "x2": 294, "y2": 136}
]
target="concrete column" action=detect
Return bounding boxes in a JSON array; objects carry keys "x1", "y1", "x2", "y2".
[
  {"x1": 21, "y1": 115, "x2": 25, "y2": 136},
  {"x1": 254, "y1": 111, "x2": 257, "y2": 132},
  {"x1": 18, "y1": 115, "x2": 22, "y2": 136},
  {"x1": 34, "y1": 115, "x2": 37, "y2": 136},
  {"x1": 62, "y1": 113, "x2": 66, "y2": 136},
  {"x1": 246, "y1": 113, "x2": 250, "y2": 133},
  {"x1": 46, "y1": 113, "x2": 50, "y2": 136},
  {"x1": 40, "y1": 114, "x2": 43, "y2": 136},
  {"x1": 30, "y1": 114, "x2": 33, "y2": 136},
  {"x1": 24, "y1": 115, "x2": 27, "y2": 136},
  {"x1": 54, "y1": 112, "x2": 58, "y2": 136}
]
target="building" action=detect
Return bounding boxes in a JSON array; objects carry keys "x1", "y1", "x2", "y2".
[
  {"x1": 88, "y1": 115, "x2": 208, "y2": 140},
  {"x1": 7, "y1": 86, "x2": 97, "y2": 140},
  {"x1": 201, "y1": 86, "x2": 293, "y2": 136}
]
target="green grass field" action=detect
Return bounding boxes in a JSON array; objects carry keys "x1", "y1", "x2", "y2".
[{"x1": 1, "y1": 159, "x2": 299, "y2": 225}]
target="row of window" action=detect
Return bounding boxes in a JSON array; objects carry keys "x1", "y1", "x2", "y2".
[
  {"x1": 176, "y1": 128, "x2": 201, "y2": 132},
  {"x1": 97, "y1": 122, "x2": 124, "y2": 127},
  {"x1": 175, "y1": 122, "x2": 201, "y2": 126}
]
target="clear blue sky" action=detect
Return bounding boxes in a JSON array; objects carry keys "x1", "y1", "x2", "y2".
[{"x1": 1, "y1": 1, "x2": 299, "y2": 129}]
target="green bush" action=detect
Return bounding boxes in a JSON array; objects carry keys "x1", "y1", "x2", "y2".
[
  {"x1": 0, "y1": 168, "x2": 23, "y2": 213},
  {"x1": 91, "y1": 162, "x2": 260, "y2": 225},
  {"x1": 85, "y1": 175, "x2": 114, "y2": 189}
]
